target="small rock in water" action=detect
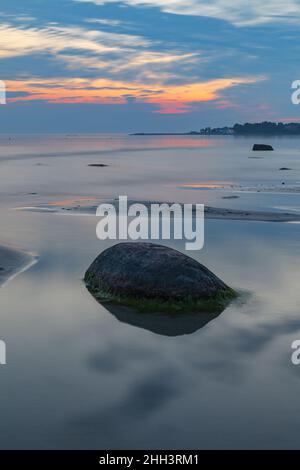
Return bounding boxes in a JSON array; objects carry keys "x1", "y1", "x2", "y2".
[
  {"x1": 84, "y1": 242, "x2": 236, "y2": 313},
  {"x1": 252, "y1": 144, "x2": 274, "y2": 151},
  {"x1": 279, "y1": 167, "x2": 292, "y2": 171},
  {"x1": 88, "y1": 164, "x2": 108, "y2": 167}
]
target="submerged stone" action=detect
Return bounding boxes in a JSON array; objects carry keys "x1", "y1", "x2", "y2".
[{"x1": 84, "y1": 243, "x2": 236, "y2": 313}]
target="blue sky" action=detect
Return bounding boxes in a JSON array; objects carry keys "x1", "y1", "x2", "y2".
[{"x1": 0, "y1": 0, "x2": 299, "y2": 132}]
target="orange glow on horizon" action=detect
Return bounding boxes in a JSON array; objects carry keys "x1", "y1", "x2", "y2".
[{"x1": 6, "y1": 76, "x2": 262, "y2": 114}]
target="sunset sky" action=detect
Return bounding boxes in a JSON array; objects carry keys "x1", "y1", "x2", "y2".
[{"x1": 0, "y1": 0, "x2": 299, "y2": 132}]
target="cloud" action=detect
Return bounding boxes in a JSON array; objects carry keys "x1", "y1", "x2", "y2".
[
  {"x1": 74, "y1": 0, "x2": 300, "y2": 27},
  {"x1": 0, "y1": 22, "x2": 202, "y2": 81},
  {"x1": 6, "y1": 75, "x2": 263, "y2": 113},
  {"x1": 56, "y1": 50, "x2": 199, "y2": 79},
  {"x1": 0, "y1": 23, "x2": 151, "y2": 60},
  {"x1": 0, "y1": 4, "x2": 270, "y2": 121},
  {"x1": 110, "y1": 51, "x2": 199, "y2": 73},
  {"x1": 85, "y1": 18, "x2": 125, "y2": 26}
]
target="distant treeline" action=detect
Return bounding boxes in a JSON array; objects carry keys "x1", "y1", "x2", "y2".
[
  {"x1": 132, "y1": 121, "x2": 300, "y2": 137},
  {"x1": 233, "y1": 122, "x2": 300, "y2": 135}
]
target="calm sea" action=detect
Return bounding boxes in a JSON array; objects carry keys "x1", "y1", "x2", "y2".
[{"x1": 0, "y1": 134, "x2": 299, "y2": 449}]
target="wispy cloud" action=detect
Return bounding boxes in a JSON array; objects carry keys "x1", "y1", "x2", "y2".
[
  {"x1": 110, "y1": 51, "x2": 199, "y2": 73},
  {"x1": 56, "y1": 50, "x2": 200, "y2": 79},
  {"x1": 6, "y1": 75, "x2": 263, "y2": 113},
  {"x1": 0, "y1": 21, "x2": 206, "y2": 84},
  {"x1": 85, "y1": 18, "x2": 125, "y2": 26},
  {"x1": 75, "y1": 0, "x2": 300, "y2": 26},
  {"x1": 0, "y1": 23, "x2": 150, "y2": 60},
  {"x1": 0, "y1": 21, "x2": 200, "y2": 74}
]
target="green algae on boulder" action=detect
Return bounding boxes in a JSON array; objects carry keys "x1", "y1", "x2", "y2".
[{"x1": 84, "y1": 243, "x2": 236, "y2": 313}]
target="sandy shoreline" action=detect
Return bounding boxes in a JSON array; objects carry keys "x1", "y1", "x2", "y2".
[
  {"x1": 0, "y1": 244, "x2": 37, "y2": 287},
  {"x1": 204, "y1": 206, "x2": 300, "y2": 222},
  {"x1": 16, "y1": 199, "x2": 300, "y2": 223}
]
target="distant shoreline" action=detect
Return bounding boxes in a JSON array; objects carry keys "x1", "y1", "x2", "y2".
[
  {"x1": 130, "y1": 132, "x2": 205, "y2": 136},
  {"x1": 131, "y1": 121, "x2": 300, "y2": 136}
]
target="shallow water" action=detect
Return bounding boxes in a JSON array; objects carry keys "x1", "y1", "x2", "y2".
[{"x1": 0, "y1": 134, "x2": 300, "y2": 449}]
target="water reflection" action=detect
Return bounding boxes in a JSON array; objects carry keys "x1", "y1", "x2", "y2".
[
  {"x1": 94, "y1": 301, "x2": 223, "y2": 336},
  {"x1": 0, "y1": 135, "x2": 300, "y2": 448}
]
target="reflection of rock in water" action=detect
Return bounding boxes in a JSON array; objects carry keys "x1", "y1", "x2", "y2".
[{"x1": 97, "y1": 301, "x2": 222, "y2": 337}]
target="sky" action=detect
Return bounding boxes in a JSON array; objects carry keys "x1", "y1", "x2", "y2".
[{"x1": 0, "y1": 0, "x2": 299, "y2": 132}]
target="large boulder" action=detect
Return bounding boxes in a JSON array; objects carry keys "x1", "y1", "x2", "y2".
[
  {"x1": 84, "y1": 243, "x2": 236, "y2": 313},
  {"x1": 252, "y1": 144, "x2": 274, "y2": 151}
]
